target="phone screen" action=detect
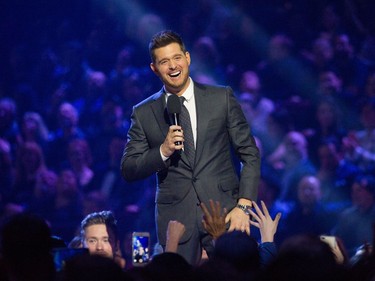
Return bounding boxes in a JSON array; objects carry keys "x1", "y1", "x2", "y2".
[{"x1": 132, "y1": 232, "x2": 150, "y2": 266}]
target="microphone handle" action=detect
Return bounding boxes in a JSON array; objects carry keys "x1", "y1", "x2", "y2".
[{"x1": 173, "y1": 113, "x2": 182, "y2": 145}]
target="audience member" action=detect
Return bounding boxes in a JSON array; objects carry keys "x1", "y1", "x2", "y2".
[
  {"x1": 257, "y1": 34, "x2": 301, "y2": 101},
  {"x1": 46, "y1": 102, "x2": 86, "y2": 171},
  {"x1": 10, "y1": 141, "x2": 51, "y2": 207},
  {"x1": 73, "y1": 70, "x2": 107, "y2": 137},
  {"x1": 267, "y1": 131, "x2": 317, "y2": 202},
  {"x1": 60, "y1": 254, "x2": 128, "y2": 281},
  {"x1": 19, "y1": 111, "x2": 51, "y2": 149},
  {"x1": 0, "y1": 98, "x2": 21, "y2": 159},
  {"x1": 0, "y1": 213, "x2": 56, "y2": 281},
  {"x1": 80, "y1": 210, "x2": 126, "y2": 269},
  {"x1": 342, "y1": 98, "x2": 375, "y2": 174},
  {"x1": 332, "y1": 174, "x2": 375, "y2": 257},
  {"x1": 260, "y1": 234, "x2": 350, "y2": 281},
  {"x1": 277, "y1": 175, "x2": 335, "y2": 245},
  {"x1": 238, "y1": 70, "x2": 275, "y2": 139},
  {"x1": 305, "y1": 96, "x2": 347, "y2": 166},
  {"x1": 64, "y1": 138, "x2": 96, "y2": 193},
  {"x1": 190, "y1": 35, "x2": 226, "y2": 85},
  {"x1": 0, "y1": 138, "x2": 14, "y2": 208},
  {"x1": 316, "y1": 141, "x2": 359, "y2": 204},
  {"x1": 260, "y1": 107, "x2": 294, "y2": 160},
  {"x1": 45, "y1": 169, "x2": 83, "y2": 243}
]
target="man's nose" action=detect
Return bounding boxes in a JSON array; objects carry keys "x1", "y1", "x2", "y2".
[
  {"x1": 168, "y1": 61, "x2": 176, "y2": 69},
  {"x1": 96, "y1": 241, "x2": 103, "y2": 250}
]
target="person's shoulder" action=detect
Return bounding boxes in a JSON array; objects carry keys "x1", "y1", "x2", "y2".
[{"x1": 194, "y1": 81, "x2": 232, "y2": 96}]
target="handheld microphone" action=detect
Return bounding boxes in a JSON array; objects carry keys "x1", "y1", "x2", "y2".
[{"x1": 167, "y1": 94, "x2": 182, "y2": 145}]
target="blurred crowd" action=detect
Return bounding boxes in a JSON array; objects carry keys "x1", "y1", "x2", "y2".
[{"x1": 1, "y1": 0, "x2": 375, "y2": 267}]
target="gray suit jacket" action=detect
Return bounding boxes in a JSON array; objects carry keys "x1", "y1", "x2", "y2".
[{"x1": 121, "y1": 81, "x2": 260, "y2": 244}]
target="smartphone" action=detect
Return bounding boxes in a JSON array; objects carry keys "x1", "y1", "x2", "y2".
[
  {"x1": 132, "y1": 232, "x2": 150, "y2": 266},
  {"x1": 52, "y1": 247, "x2": 89, "y2": 271}
]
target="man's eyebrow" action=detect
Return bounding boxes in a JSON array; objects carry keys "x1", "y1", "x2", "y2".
[{"x1": 86, "y1": 236, "x2": 109, "y2": 239}]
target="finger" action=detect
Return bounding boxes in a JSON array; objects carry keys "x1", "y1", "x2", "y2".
[
  {"x1": 222, "y1": 207, "x2": 228, "y2": 217},
  {"x1": 249, "y1": 220, "x2": 260, "y2": 228},
  {"x1": 260, "y1": 200, "x2": 270, "y2": 217},
  {"x1": 252, "y1": 201, "x2": 265, "y2": 218},
  {"x1": 200, "y1": 202, "x2": 211, "y2": 219},
  {"x1": 248, "y1": 209, "x2": 261, "y2": 223},
  {"x1": 225, "y1": 213, "x2": 230, "y2": 224},
  {"x1": 209, "y1": 200, "x2": 217, "y2": 216},
  {"x1": 274, "y1": 212, "x2": 282, "y2": 227},
  {"x1": 214, "y1": 200, "x2": 221, "y2": 216},
  {"x1": 202, "y1": 219, "x2": 208, "y2": 230}
]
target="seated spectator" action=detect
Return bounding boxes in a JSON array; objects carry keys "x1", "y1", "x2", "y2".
[
  {"x1": 0, "y1": 98, "x2": 21, "y2": 160},
  {"x1": 46, "y1": 102, "x2": 86, "y2": 171},
  {"x1": 266, "y1": 131, "x2": 317, "y2": 202},
  {"x1": 44, "y1": 169, "x2": 83, "y2": 243},
  {"x1": 80, "y1": 210, "x2": 126, "y2": 269},
  {"x1": 305, "y1": 96, "x2": 347, "y2": 167},
  {"x1": 331, "y1": 174, "x2": 375, "y2": 257},
  {"x1": 64, "y1": 138, "x2": 96, "y2": 194},
  {"x1": 342, "y1": 98, "x2": 375, "y2": 175},
  {"x1": 20, "y1": 111, "x2": 51, "y2": 150},
  {"x1": 10, "y1": 141, "x2": 53, "y2": 208},
  {"x1": 0, "y1": 138, "x2": 14, "y2": 208},
  {"x1": 238, "y1": 70, "x2": 275, "y2": 139},
  {"x1": 316, "y1": 141, "x2": 360, "y2": 204},
  {"x1": 277, "y1": 175, "x2": 336, "y2": 245}
]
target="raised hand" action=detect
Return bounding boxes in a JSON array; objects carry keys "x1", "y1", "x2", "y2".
[
  {"x1": 200, "y1": 199, "x2": 227, "y2": 240},
  {"x1": 248, "y1": 200, "x2": 281, "y2": 243}
]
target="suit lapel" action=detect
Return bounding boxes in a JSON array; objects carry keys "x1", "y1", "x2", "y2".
[
  {"x1": 150, "y1": 89, "x2": 170, "y2": 139},
  {"x1": 151, "y1": 88, "x2": 190, "y2": 167},
  {"x1": 194, "y1": 83, "x2": 211, "y2": 167}
]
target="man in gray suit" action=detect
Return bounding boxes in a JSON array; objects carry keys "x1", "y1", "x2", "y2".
[{"x1": 121, "y1": 30, "x2": 260, "y2": 265}]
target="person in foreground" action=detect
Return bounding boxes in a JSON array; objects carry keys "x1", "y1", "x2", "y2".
[
  {"x1": 201, "y1": 199, "x2": 281, "y2": 266},
  {"x1": 80, "y1": 210, "x2": 126, "y2": 269},
  {"x1": 121, "y1": 30, "x2": 260, "y2": 264}
]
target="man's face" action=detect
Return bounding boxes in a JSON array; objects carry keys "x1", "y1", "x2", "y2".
[
  {"x1": 83, "y1": 224, "x2": 116, "y2": 259},
  {"x1": 150, "y1": 42, "x2": 191, "y2": 95}
]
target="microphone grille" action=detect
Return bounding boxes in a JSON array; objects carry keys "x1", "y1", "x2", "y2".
[{"x1": 167, "y1": 94, "x2": 181, "y2": 114}]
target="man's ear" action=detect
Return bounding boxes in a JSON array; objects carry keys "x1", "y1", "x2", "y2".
[
  {"x1": 185, "y1": 51, "x2": 191, "y2": 66},
  {"x1": 150, "y1": 62, "x2": 159, "y2": 76}
]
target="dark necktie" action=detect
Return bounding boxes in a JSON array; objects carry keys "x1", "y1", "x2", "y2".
[{"x1": 179, "y1": 96, "x2": 195, "y2": 166}]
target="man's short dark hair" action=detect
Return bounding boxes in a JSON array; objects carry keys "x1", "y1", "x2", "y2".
[
  {"x1": 149, "y1": 30, "x2": 187, "y2": 63},
  {"x1": 80, "y1": 210, "x2": 118, "y2": 241}
]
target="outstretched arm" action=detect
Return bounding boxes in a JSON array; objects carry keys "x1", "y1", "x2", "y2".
[
  {"x1": 200, "y1": 199, "x2": 227, "y2": 240},
  {"x1": 248, "y1": 200, "x2": 281, "y2": 243},
  {"x1": 165, "y1": 220, "x2": 186, "y2": 253}
]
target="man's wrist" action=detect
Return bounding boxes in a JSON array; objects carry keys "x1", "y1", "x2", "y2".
[
  {"x1": 160, "y1": 145, "x2": 170, "y2": 161},
  {"x1": 236, "y1": 203, "x2": 252, "y2": 215}
]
